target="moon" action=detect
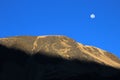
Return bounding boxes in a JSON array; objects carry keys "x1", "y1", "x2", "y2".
[{"x1": 90, "y1": 14, "x2": 95, "y2": 19}]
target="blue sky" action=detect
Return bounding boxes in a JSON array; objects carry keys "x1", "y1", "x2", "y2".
[{"x1": 0, "y1": 0, "x2": 120, "y2": 58}]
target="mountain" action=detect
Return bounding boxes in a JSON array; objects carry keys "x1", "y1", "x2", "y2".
[{"x1": 0, "y1": 35, "x2": 120, "y2": 80}]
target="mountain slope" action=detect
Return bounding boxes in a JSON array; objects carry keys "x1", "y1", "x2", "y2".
[{"x1": 0, "y1": 35, "x2": 120, "y2": 80}]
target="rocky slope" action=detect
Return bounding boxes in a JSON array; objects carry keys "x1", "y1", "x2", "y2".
[{"x1": 0, "y1": 35, "x2": 120, "y2": 80}]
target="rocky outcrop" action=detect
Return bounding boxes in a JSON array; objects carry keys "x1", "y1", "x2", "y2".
[{"x1": 0, "y1": 35, "x2": 120, "y2": 80}]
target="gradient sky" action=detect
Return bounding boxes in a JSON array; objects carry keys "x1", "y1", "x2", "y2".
[{"x1": 0, "y1": 0, "x2": 120, "y2": 58}]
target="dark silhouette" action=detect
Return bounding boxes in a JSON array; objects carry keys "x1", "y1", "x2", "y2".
[{"x1": 0, "y1": 44, "x2": 120, "y2": 80}]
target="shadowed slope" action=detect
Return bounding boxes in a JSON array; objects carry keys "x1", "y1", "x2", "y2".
[{"x1": 0, "y1": 44, "x2": 120, "y2": 80}]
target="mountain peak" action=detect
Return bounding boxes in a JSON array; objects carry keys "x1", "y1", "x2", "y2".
[
  {"x1": 0, "y1": 35, "x2": 120, "y2": 68},
  {"x1": 0, "y1": 35, "x2": 120, "y2": 80}
]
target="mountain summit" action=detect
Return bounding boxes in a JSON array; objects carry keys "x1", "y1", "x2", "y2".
[{"x1": 0, "y1": 35, "x2": 120, "y2": 80}]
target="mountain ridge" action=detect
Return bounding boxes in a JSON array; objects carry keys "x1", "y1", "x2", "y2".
[
  {"x1": 0, "y1": 35, "x2": 120, "y2": 80},
  {"x1": 0, "y1": 35, "x2": 120, "y2": 68}
]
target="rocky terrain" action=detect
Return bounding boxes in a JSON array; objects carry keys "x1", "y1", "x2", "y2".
[{"x1": 0, "y1": 35, "x2": 120, "y2": 80}]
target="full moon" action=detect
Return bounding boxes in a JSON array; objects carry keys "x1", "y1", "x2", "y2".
[{"x1": 90, "y1": 14, "x2": 95, "y2": 19}]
